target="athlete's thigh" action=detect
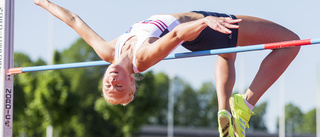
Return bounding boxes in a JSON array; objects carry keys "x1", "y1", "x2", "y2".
[{"x1": 235, "y1": 15, "x2": 299, "y2": 46}]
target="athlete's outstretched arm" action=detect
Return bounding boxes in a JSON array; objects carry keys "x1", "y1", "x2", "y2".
[
  {"x1": 33, "y1": 0, "x2": 115, "y2": 63},
  {"x1": 136, "y1": 16, "x2": 241, "y2": 71}
]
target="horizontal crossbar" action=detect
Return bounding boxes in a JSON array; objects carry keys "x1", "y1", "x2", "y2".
[{"x1": 8, "y1": 38, "x2": 320, "y2": 75}]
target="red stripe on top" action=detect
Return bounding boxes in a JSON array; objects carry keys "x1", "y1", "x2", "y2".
[
  {"x1": 155, "y1": 20, "x2": 168, "y2": 29},
  {"x1": 139, "y1": 19, "x2": 168, "y2": 32},
  {"x1": 153, "y1": 21, "x2": 166, "y2": 31},
  {"x1": 150, "y1": 22, "x2": 164, "y2": 32},
  {"x1": 264, "y1": 39, "x2": 311, "y2": 49}
]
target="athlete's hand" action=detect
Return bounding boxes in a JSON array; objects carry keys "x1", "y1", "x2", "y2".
[
  {"x1": 34, "y1": 0, "x2": 48, "y2": 6},
  {"x1": 204, "y1": 16, "x2": 241, "y2": 34}
]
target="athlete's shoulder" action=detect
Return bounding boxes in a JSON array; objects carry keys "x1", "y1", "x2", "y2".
[{"x1": 99, "y1": 38, "x2": 117, "y2": 63}]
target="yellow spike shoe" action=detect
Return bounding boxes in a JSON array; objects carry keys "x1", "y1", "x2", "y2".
[
  {"x1": 230, "y1": 94, "x2": 254, "y2": 137},
  {"x1": 218, "y1": 110, "x2": 235, "y2": 137}
]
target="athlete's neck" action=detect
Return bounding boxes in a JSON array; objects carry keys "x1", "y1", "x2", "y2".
[
  {"x1": 113, "y1": 54, "x2": 134, "y2": 74},
  {"x1": 121, "y1": 36, "x2": 137, "y2": 55}
]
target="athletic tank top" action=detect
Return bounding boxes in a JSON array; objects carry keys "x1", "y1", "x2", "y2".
[{"x1": 115, "y1": 15, "x2": 181, "y2": 73}]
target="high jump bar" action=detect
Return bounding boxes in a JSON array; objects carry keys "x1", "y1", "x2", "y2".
[{"x1": 8, "y1": 38, "x2": 320, "y2": 75}]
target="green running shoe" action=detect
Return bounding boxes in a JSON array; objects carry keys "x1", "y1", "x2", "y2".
[
  {"x1": 230, "y1": 94, "x2": 254, "y2": 137},
  {"x1": 218, "y1": 110, "x2": 235, "y2": 137}
]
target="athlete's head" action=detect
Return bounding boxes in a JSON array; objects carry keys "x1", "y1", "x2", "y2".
[{"x1": 102, "y1": 64, "x2": 136, "y2": 106}]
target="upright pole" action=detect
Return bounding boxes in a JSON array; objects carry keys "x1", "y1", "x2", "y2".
[
  {"x1": 0, "y1": 0, "x2": 14, "y2": 136},
  {"x1": 47, "y1": 14, "x2": 54, "y2": 65},
  {"x1": 46, "y1": 125, "x2": 53, "y2": 137},
  {"x1": 46, "y1": 11, "x2": 54, "y2": 137},
  {"x1": 238, "y1": 56, "x2": 246, "y2": 94},
  {"x1": 167, "y1": 75, "x2": 175, "y2": 137},
  {"x1": 316, "y1": 62, "x2": 320, "y2": 137},
  {"x1": 279, "y1": 75, "x2": 286, "y2": 137}
]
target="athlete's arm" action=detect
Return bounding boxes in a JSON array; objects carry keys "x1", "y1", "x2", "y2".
[
  {"x1": 34, "y1": 0, "x2": 115, "y2": 63},
  {"x1": 136, "y1": 16, "x2": 241, "y2": 71}
]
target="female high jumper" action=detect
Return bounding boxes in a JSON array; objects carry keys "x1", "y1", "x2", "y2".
[{"x1": 34, "y1": 0, "x2": 300, "y2": 136}]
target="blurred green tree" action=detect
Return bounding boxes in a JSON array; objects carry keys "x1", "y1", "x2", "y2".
[
  {"x1": 196, "y1": 82, "x2": 219, "y2": 128},
  {"x1": 299, "y1": 109, "x2": 316, "y2": 133},
  {"x1": 285, "y1": 103, "x2": 304, "y2": 134},
  {"x1": 249, "y1": 102, "x2": 267, "y2": 131},
  {"x1": 174, "y1": 79, "x2": 201, "y2": 126},
  {"x1": 13, "y1": 52, "x2": 47, "y2": 136},
  {"x1": 277, "y1": 103, "x2": 304, "y2": 134}
]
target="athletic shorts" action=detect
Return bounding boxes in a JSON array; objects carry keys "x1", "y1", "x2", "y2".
[{"x1": 181, "y1": 11, "x2": 238, "y2": 51}]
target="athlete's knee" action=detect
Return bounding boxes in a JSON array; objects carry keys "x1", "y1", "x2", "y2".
[
  {"x1": 286, "y1": 33, "x2": 300, "y2": 55},
  {"x1": 276, "y1": 31, "x2": 300, "y2": 57},
  {"x1": 218, "y1": 53, "x2": 237, "y2": 62},
  {"x1": 285, "y1": 31, "x2": 300, "y2": 41},
  {"x1": 273, "y1": 45, "x2": 300, "y2": 60},
  {"x1": 288, "y1": 46, "x2": 300, "y2": 58}
]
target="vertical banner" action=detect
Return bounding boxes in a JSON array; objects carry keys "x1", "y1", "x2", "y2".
[{"x1": 0, "y1": 0, "x2": 14, "y2": 136}]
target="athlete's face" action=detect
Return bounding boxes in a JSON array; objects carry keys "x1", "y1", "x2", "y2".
[{"x1": 102, "y1": 64, "x2": 135, "y2": 105}]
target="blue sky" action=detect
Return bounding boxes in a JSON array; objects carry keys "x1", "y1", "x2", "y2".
[{"x1": 15, "y1": 0, "x2": 320, "y2": 133}]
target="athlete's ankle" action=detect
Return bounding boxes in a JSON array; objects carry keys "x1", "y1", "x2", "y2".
[
  {"x1": 244, "y1": 98, "x2": 254, "y2": 111},
  {"x1": 218, "y1": 110, "x2": 232, "y2": 117}
]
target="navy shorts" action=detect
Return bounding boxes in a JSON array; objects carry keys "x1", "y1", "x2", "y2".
[{"x1": 181, "y1": 11, "x2": 238, "y2": 51}]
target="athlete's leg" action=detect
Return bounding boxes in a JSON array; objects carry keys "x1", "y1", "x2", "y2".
[
  {"x1": 236, "y1": 15, "x2": 300, "y2": 106},
  {"x1": 228, "y1": 15, "x2": 300, "y2": 137},
  {"x1": 215, "y1": 52, "x2": 236, "y2": 137},
  {"x1": 215, "y1": 53, "x2": 236, "y2": 111}
]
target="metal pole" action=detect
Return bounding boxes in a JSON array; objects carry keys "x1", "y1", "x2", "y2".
[
  {"x1": 46, "y1": 11, "x2": 54, "y2": 137},
  {"x1": 0, "y1": 0, "x2": 14, "y2": 136},
  {"x1": 47, "y1": 13, "x2": 54, "y2": 65},
  {"x1": 46, "y1": 125, "x2": 53, "y2": 137},
  {"x1": 238, "y1": 56, "x2": 246, "y2": 94},
  {"x1": 167, "y1": 76, "x2": 175, "y2": 137},
  {"x1": 279, "y1": 75, "x2": 286, "y2": 137},
  {"x1": 316, "y1": 62, "x2": 320, "y2": 137}
]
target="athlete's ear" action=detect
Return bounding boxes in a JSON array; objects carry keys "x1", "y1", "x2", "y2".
[{"x1": 129, "y1": 75, "x2": 135, "y2": 86}]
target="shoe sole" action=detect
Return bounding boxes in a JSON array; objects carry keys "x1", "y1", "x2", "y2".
[{"x1": 219, "y1": 115, "x2": 233, "y2": 137}]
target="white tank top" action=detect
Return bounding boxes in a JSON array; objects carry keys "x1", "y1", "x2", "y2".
[{"x1": 115, "y1": 15, "x2": 181, "y2": 73}]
